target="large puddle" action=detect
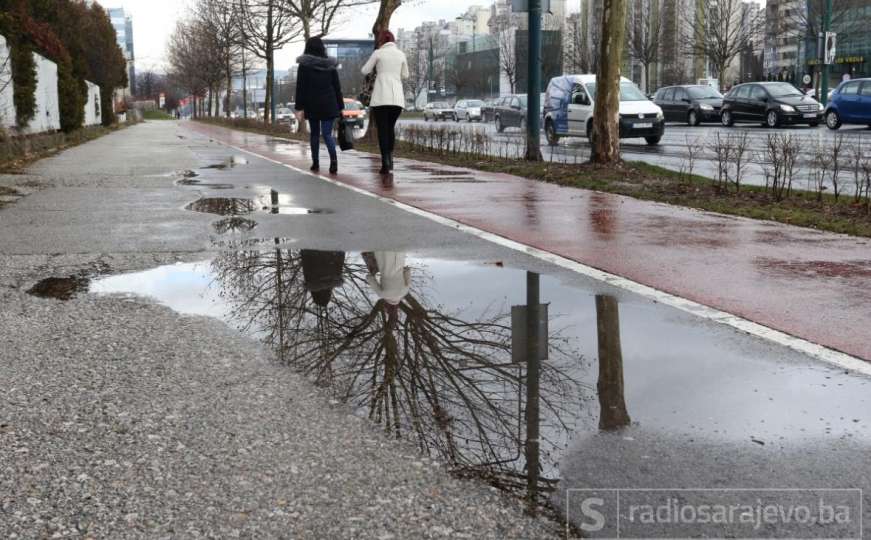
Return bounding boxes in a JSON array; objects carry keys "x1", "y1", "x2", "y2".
[{"x1": 89, "y1": 251, "x2": 871, "y2": 535}]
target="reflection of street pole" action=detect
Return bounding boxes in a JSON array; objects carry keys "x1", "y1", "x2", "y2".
[
  {"x1": 821, "y1": 0, "x2": 832, "y2": 105},
  {"x1": 524, "y1": 271, "x2": 541, "y2": 512},
  {"x1": 526, "y1": 0, "x2": 543, "y2": 161},
  {"x1": 595, "y1": 295, "x2": 630, "y2": 431}
]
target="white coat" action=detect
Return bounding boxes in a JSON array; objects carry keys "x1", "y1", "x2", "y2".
[
  {"x1": 361, "y1": 42, "x2": 409, "y2": 108},
  {"x1": 366, "y1": 251, "x2": 411, "y2": 305}
]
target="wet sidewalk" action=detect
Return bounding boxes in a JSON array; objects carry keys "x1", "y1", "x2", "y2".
[{"x1": 185, "y1": 122, "x2": 871, "y2": 362}]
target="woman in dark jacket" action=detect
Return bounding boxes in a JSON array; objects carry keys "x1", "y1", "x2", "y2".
[{"x1": 295, "y1": 37, "x2": 344, "y2": 174}]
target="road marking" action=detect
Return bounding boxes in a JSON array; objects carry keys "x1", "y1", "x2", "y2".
[{"x1": 210, "y1": 134, "x2": 871, "y2": 377}]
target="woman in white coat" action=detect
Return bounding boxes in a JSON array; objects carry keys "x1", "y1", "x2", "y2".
[{"x1": 361, "y1": 31, "x2": 409, "y2": 175}]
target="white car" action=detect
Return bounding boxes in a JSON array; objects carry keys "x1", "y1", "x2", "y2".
[
  {"x1": 274, "y1": 107, "x2": 299, "y2": 131},
  {"x1": 543, "y1": 74, "x2": 665, "y2": 146},
  {"x1": 453, "y1": 99, "x2": 484, "y2": 122}
]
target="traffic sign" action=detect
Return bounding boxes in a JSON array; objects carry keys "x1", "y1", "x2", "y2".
[{"x1": 802, "y1": 74, "x2": 812, "y2": 85}]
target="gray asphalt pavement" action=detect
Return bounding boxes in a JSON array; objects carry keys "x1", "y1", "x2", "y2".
[
  {"x1": 398, "y1": 117, "x2": 871, "y2": 190},
  {"x1": 1, "y1": 120, "x2": 869, "y2": 538}
]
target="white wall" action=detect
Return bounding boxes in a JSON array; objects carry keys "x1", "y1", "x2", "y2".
[
  {"x1": 24, "y1": 51, "x2": 61, "y2": 134},
  {"x1": 84, "y1": 81, "x2": 102, "y2": 126},
  {"x1": 0, "y1": 33, "x2": 62, "y2": 134},
  {"x1": 0, "y1": 34, "x2": 15, "y2": 129}
]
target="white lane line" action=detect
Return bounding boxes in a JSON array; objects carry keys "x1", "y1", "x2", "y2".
[{"x1": 210, "y1": 134, "x2": 871, "y2": 377}]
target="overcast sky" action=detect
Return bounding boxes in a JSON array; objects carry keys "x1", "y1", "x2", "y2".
[{"x1": 99, "y1": 0, "x2": 580, "y2": 73}]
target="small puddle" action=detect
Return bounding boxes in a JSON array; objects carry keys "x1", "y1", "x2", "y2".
[
  {"x1": 28, "y1": 276, "x2": 90, "y2": 300},
  {"x1": 176, "y1": 178, "x2": 235, "y2": 189},
  {"x1": 89, "y1": 250, "x2": 871, "y2": 534},
  {"x1": 186, "y1": 198, "x2": 255, "y2": 216},
  {"x1": 200, "y1": 156, "x2": 248, "y2": 170}
]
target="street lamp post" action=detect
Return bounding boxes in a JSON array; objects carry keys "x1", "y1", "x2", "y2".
[
  {"x1": 821, "y1": 0, "x2": 833, "y2": 106},
  {"x1": 526, "y1": 0, "x2": 542, "y2": 161}
]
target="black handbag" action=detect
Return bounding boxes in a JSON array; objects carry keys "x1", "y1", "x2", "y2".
[{"x1": 338, "y1": 119, "x2": 354, "y2": 151}]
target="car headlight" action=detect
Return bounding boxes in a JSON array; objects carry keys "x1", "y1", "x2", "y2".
[
  {"x1": 699, "y1": 104, "x2": 713, "y2": 111},
  {"x1": 780, "y1": 104, "x2": 796, "y2": 112},
  {"x1": 817, "y1": 102, "x2": 825, "y2": 111},
  {"x1": 656, "y1": 110, "x2": 664, "y2": 120}
]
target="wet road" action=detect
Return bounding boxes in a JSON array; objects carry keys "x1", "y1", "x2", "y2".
[
  {"x1": 398, "y1": 117, "x2": 871, "y2": 190},
  {"x1": 3, "y1": 120, "x2": 870, "y2": 537},
  {"x1": 190, "y1": 121, "x2": 871, "y2": 362}
]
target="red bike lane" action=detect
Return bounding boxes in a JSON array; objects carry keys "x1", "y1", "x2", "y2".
[{"x1": 186, "y1": 122, "x2": 871, "y2": 362}]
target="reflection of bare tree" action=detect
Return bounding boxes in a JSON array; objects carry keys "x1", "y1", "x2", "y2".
[
  {"x1": 595, "y1": 295, "x2": 631, "y2": 431},
  {"x1": 211, "y1": 250, "x2": 587, "y2": 500}
]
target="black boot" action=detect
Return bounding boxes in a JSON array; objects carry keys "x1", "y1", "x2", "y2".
[
  {"x1": 329, "y1": 160, "x2": 337, "y2": 174},
  {"x1": 310, "y1": 162, "x2": 319, "y2": 172},
  {"x1": 387, "y1": 153, "x2": 394, "y2": 171},
  {"x1": 379, "y1": 155, "x2": 389, "y2": 175}
]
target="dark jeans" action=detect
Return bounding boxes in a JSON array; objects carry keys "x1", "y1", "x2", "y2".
[
  {"x1": 373, "y1": 106, "x2": 402, "y2": 163},
  {"x1": 308, "y1": 118, "x2": 337, "y2": 165}
]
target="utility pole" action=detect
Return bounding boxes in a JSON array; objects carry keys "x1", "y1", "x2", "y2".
[
  {"x1": 820, "y1": 0, "x2": 833, "y2": 106},
  {"x1": 526, "y1": 0, "x2": 542, "y2": 161}
]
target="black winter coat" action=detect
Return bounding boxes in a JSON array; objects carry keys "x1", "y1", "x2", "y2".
[{"x1": 294, "y1": 55, "x2": 344, "y2": 121}]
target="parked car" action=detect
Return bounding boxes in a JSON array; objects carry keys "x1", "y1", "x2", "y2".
[
  {"x1": 493, "y1": 94, "x2": 529, "y2": 132},
  {"x1": 654, "y1": 84, "x2": 723, "y2": 125},
  {"x1": 543, "y1": 74, "x2": 665, "y2": 145},
  {"x1": 341, "y1": 98, "x2": 367, "y2": 129},
  {"x1": 481, "y1": 98, "x2": 499, "y2": 122},
  {"x1": 453, "y1": 99, "x2": 484, "y2": 122},
  {"x1": 423, "y1": 102, "x2": 453, "y2": 121},
  {"x1": 824, "y1": 78, "x2": 871, "y2": 130},
  {"x1": 720, "y1": 82, "x2": 823, "y2": 128}
]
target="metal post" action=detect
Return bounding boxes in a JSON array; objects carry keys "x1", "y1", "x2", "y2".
[
  {"x1": 821, "y1": 0, "x2": 833, "y2": 105},
  {"x1": 524, "y1": 271, "x2": 541, "y2": 512},
  {"x1": 526, "y1": 0, "x2": 542, "y2": 161}
]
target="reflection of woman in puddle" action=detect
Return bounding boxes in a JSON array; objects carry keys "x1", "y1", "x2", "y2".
[
  {"x1": 301, "y1": 250, "x2": 346, "y2": 307},
  {"x1": 363, "y1": 251, "x2": 411, "y2": 307}
]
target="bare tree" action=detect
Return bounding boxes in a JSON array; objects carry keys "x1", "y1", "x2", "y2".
[
  {"x1": 198, "y1": 0, "x2": 244, "y2": 118},
  {"x1": 283, "y1": 0, "x2": 378, "y2": 41},
  {"x1": 626, "y1": 0, "x2": 661, "y2": 93},
  {"x1": 683, "y1": 0, "x2": 764, "y2": 86},
  {"x1": 239, "y1": 0, "x2": 301, "y2": 124},
  {"x1": 405, "y1": 47, "x2": 429, "y2": 109},
  {"x1": 591, "y1": 0, "x2": 628, "y2": 165},
  {"x1": 492, "y1": 14, "x2": 518, "y2": 94},
  {"x1": 563, "y1": 12, "x2": 589, "y2": 74}
]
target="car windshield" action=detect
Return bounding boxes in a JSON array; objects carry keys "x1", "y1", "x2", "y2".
[
  {"x1": 584, "y1": 82, "x2": 649, "y2": 101},
  {"x1": 765, "y1": 83, "x2": 804, "y2": 97},
  {"x1": 467, "y1": 100, "x2": 483, "y2": 107},
  {"x1": 518, "y1": 95, "x2": 527, "y2": 107},
  {"x1": 344, "y1": 101, "x2": 362, "y2": 111},
  {"x1": 687, "y1": 86, "x2": 723, "y2": 99},
  {"x1": 277, "y1": 108, "x2": 291, "y2": 115}
]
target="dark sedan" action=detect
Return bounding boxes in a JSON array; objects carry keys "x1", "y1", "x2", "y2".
[
  {"x1": 654, "y1": 85, "x2": 723, "y2": 125},
  {"x1": 493, "y1": 94, "x2": 528, "y2": 132},
  {"x1": 721, "y1": 82, "x2": 823, "y2": 128}
]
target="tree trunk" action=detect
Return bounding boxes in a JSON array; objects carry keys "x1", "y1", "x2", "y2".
[
  {"x1": 266, "y1": 45, "x2": 275, "y2": 125},
  {"x1": 591, "y1": 0, "x2": 628, "y2": 165},
  {"x1": 242, "y1": 53, "x2": 248, "y2": 120},
  {"x1": 372, "y1": 0, "x2": 402, "y2": 37},
  {"x1": 226, "y1": 56, "x2": 233, "y2": 119}
]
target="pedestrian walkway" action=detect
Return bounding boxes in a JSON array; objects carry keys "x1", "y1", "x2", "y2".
[{"x1": 186, "y1": 122, "x2": 871, "y2": 362}]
